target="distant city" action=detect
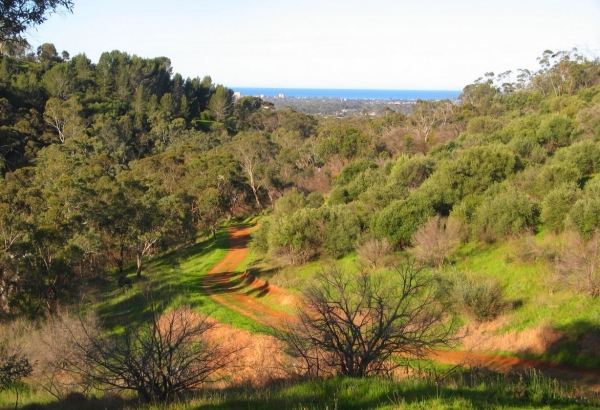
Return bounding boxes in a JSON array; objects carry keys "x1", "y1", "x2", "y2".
[
  {"x1": 232, "y1": 88, "x2": 461, "y2": 100},
  {"x1": 232, "y1": 88, "x2": 461, "y2": 117}
]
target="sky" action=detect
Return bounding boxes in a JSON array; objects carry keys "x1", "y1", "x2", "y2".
[{"x1": 25, "y1": 0, "x2": 600, "y2": 90}]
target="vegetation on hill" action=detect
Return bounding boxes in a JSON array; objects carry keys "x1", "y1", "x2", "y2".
[{"x1": 2, "y1": 14, "x2": 600, "y2": 406}]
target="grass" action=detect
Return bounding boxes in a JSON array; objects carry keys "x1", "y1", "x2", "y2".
[
  {"x1": 445, "y1": 237, "x2": 600, "y2": 369},
  {"x1": 93, "y1": 224, "x2": 270, "y2": 334},
  {"x1": 4, "y1": 370, "x2": 599, "y2": 410}
]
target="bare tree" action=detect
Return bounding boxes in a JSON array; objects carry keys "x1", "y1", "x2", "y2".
[
  {"x1": 275, "y1": 261, "x2": 458, "y2": 378},
  {"x1": 67, "y1": 301, "x2": 239, "y2": 403},
  {"x1": 554, "y1": 230, "x2": 600, "y2": 297},
  {"x1": 29, "y1": 313, "x2": 97, "y2": 401},
  {"x1": 412, "y1": 215, "x2": 462, "y2": 268},
  {"x1": 357, "y1": 237, "x2": 392, "y2": 268}
]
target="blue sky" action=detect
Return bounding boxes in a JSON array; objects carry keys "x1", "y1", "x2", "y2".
[{"x1": 26, "y1": 0, "x2": 600, "y2": 90}]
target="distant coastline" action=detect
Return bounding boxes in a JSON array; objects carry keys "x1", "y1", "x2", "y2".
[{"x1": 232, "y1": 87, "x2": 461, "y2": 100}]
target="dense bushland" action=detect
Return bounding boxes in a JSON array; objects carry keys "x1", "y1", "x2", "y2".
[{"x1": 2, "y1": 40, "x2": 600, "y2": 406}]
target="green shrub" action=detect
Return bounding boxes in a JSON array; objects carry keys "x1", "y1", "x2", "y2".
[
  {"x1": 389, "y1": 153, "x2": 436, "y2": 189},
  {"x1": 567, "y1": 196, "x2": 600, "y2": 239},
  {"x1": 472, "y1": 186, "x2": 539, "y2": 241},
  {"x1": 274, "y1": 188, "x2": 307, "y2": 215},
  {"x1": 371, "y1": 195, "x2": 435, "y2": 247},
  {"x1": 320, "y1": 205, "x2": 362, "y2": 258},
  {"x1": 540, "y1": 182, "x2": 580, "y2": 232},
  {"x1": 536, "y1": 113, "x2": 575, "y2": 150},
  {"x1": 453, "y1": 274, "x2": 506, "y2": 322},
  {"x1": 250, "y1": 219, "x2": 271, "y2": 254},
  {"x1": 429, "y1": 145, "x2": 521, "y2": 206},
  {"x1": 466, "y1": 115, "x2": 503, "y2": 136},
  {"x1": 533, "y1": 163, "x2": 582, "y2": 197},
  {"x1": 333, "y1": 159, "x2": 377, "y2": 187},
  {"x1": 553, "y1": 140, "x2": 600, "y2": 175}
]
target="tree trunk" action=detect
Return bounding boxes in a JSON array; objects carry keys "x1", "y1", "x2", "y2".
[{"x1": 136, "y1": 252, "x2": 143, "y2": 278}]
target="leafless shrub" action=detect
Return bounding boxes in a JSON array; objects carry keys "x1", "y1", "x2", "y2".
[
  {"x1": 55, "y1": 295, "x2": 241, "y2": 403},
  {"x1": 357, "y1": 238, "x2": 392, "y2": 268},
  {"x1": 554, "y1": 230, "x2": 600, "y2": 297},
  {"x1": 274, "y1": 260, "x2": 458, "y2": 378},
  {"x1": 27, "y1": 312, "x2": 97, "y2": 401},
  {"x1": 272, "y1": 245, "x2": 314, "y2": 266},
  {"x1": 412, "y1": 215, "x2": 462, "y2": 268}
]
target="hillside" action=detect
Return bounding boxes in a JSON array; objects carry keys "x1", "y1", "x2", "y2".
[{"x1": 2, "y1": 45, "x2": 600, "y2": 408}]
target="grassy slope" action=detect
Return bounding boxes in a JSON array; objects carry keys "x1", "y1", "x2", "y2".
[
  {"x1": 94, "y1": 226, "x2": 267, "y2": 333},
  {"x1": 450, "y1": 238, "x2": 600, "y2": 368}
]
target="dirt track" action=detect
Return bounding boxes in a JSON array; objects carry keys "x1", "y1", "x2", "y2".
[
  {"x1": 203, "y1": 225, "x2": 600, "y2": 390},
  {"x1": 202, "y1": 226, "x2": 295, "y2": 329}
]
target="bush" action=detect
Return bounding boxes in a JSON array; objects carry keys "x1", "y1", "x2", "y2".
[
  {"x1": 533, "y1": 163, "x2": 581, "y2": 198},
  {"x1": 453, "y1": 274, "x2": 506, "y2": 322},
  {"x1": 553, "y1": 140, "x2": 600, "y2": 175},
  {"x1": 371, "y1": 196, "x2": 435, "y2": 247},
  {"x1": 276, "y1": 262, "x2": 458, "y2": 378},
  {"x1": 68, "y1": 303, "x2": 237, "y2": 403},
  {"x1": 540, "y1": 182, "x2": 580, "y2": 233},
  {"x1": 472, "y1": 186, "x2": 539, "y2": 241},
  {"x1": 412, "y1": 215, "x2": 461, "y2": 268},
  {"x1": 357, "y1": 237, "x2": 393, "y2": 268},
  {"x1": 466, "y1": 116, "x2": 503, "y2": 136},
  {"x1": 567, "y1": 196, "x2": 600, "y2": 239},
  {"x1": 536, "y1": 113, "x2": 575, "y2": 150},
  {"x1": 389, "y1": 154, "x2": 436, "y2": 189}
]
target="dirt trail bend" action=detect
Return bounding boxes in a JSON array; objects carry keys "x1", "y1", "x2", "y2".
[
  {"x1": 202, "y1": 226, "x2": 294, "y2": 329},
  {"x1": 204, "y1": 225, "x2": 600, "y2": 391}
]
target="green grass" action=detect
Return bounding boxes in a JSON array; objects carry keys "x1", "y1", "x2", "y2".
[
  {"x1": 4, "y1": 370, "x2": 599, "y2": 410},
  {"x1": 93, "y1": 225, "x2": 269, "y2": 334},
  {"x1": 445, "y1": 238, "x2": 600, "y2": 368}
]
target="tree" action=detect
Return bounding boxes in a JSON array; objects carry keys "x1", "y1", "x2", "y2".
[
  {"x1": 276, "y1": 262, "x2": 457, "y2": 378},
  {"x1": 0, "y1": 354, "x2": 33, "y2": 410},
  {"x1": 43, "y1": 96, "x2": 86, "y2": 143},
  {"x1": 232, "y1": 132, "x2": 277, "y2": 209},
  {"x1": 412, "y1": 215, "x2": 461, "y2": 268},
  {"x1": 207, "y1": 84, "x2": 233, "y2": 121},
  {"x1": 0, "y1": 0, "x2": 73, "y2": 45}
]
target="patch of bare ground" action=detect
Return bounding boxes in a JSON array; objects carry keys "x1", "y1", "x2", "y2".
[
  {"x1": 461, "y1": 317, "x2": 564, "y2": 355},
  {"x1": 158, "y1": 309, "x2": 287, "y2": 387}
]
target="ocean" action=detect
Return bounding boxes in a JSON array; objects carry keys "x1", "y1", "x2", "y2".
[{"x1": 232, "y1": 87, "x2": 461, "y2": 100}]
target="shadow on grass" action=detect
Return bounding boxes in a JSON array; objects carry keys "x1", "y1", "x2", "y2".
[
  {"x1": 16, "y1": 372, "x2": 595, "y2": 410},
  {"x1": 95, "y1": 228, "x2": 230, "y2": 330}
]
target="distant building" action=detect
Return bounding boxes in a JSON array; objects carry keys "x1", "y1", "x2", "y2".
[
  {"x1": 278, "y1": 93, "x2": 285, "y2": 98},
  {"x1": 233, "y1": 91, "x2": 242, "y2": 101}
]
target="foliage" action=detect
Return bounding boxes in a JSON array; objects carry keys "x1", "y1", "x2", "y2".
[
  {"x1": 371, "y1": 196, "x2": 435, "y2": 247},
  {"x1": 540, "y1": 182, "x2": 580, "y2": 232},
  {"x1": 471, "y1": 186, "x2": 539, "y2": 241},
  {"x1": 0, "y1": 0, "x2": 73, "y2": 44}
]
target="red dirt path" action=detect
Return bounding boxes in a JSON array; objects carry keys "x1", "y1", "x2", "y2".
[
  {"x1": 202, "y1": 226, "x2": 295, "y2": 329},
  {"x1": 203, "y1": 225, "x2": 600, "y2": 390}
]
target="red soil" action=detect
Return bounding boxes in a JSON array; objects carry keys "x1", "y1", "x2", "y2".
[{"x1": 202, "y1": 226, "x2": 295, "y2": 329}]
